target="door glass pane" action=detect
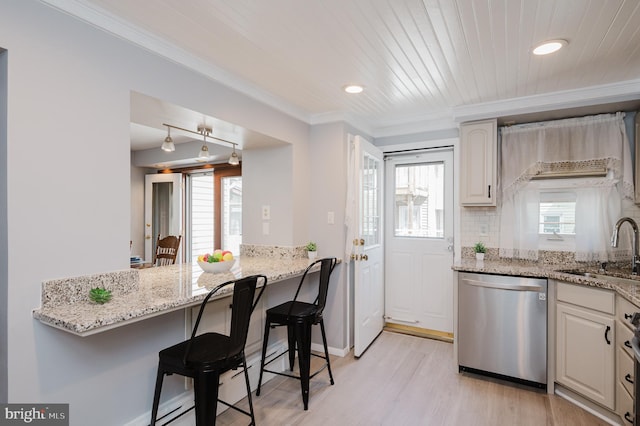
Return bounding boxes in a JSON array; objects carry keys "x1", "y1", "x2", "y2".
[
  {"x1": 152, "y1": 181, "x2": 173, "y2": 255},
  {"x1": 190, "y1": 173, "x2": 214, "y2": 262},
  {"x1": 361, "y1": 153, "x2": 380, "y2": 246},
  {"x1": 222, "y1": 176, "x2": 242, "y2": 255},
  {"x1": 394, "y1": 162, "x2": 444, "y2": 238}
]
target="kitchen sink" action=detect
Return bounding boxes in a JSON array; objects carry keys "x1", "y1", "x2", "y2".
[{"x1": 558, "y1": 269, "x2": 640, "y2": 286}]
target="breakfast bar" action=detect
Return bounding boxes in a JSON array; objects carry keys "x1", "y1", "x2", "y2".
[{"x1": 33, "y1": 256, "x2": 324, "y2": 337}]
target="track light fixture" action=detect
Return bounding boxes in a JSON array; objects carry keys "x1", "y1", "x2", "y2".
[{"x1": 161, "y1": 123, "x2": 240, "y2": 165}]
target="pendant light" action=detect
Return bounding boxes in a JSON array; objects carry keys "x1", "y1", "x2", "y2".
[
  {"x1": 161, "y1": 127, "x2": 175, "y2": 152},
  {"x1": 197, "y1": 125, "x2": 211, "y2": 161},
  {"x1": 228, "y1": 145, "x2": 240, "y2": 165}
]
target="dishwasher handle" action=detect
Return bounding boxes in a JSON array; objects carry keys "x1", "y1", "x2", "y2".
[{"x1": 461, "y1": 278, "x2": 545, "y2": 292}]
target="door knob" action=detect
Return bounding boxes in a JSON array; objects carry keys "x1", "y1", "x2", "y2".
[{"x1": 362, "y1": 254, "x2": 368, "y2": 261}]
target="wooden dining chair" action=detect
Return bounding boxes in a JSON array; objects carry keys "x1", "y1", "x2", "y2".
[{"x1": 153, "y1": 234, "x2": 181, "y2": 266}]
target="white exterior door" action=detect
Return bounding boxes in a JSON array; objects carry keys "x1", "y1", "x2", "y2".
[
  {"x1": 347, "y1": 135, "x2": 385, "y2": 357},
  {"x1": 144, "y1": 173, "x2": 183, "y2": 262},
  {"x1": 384, "y1": 149, "x2": 454, "y2": 335}
]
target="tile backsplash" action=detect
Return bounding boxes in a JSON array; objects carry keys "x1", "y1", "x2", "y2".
[{"x1": 460, "y1": 199, "x2": 640, "y2": 261}]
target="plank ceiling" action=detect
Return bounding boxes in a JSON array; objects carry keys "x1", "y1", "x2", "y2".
[{"x1": 44, "y1": 0, "x2": 640, "y2": 136}]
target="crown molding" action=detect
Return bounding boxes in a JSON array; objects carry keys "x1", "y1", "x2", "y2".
[
  {"x1": 39, "y1": 0, "x2": 312, "y2": 124},
  {"x1": 453, "y1": 79, "x2": 640, "y2": 123}
]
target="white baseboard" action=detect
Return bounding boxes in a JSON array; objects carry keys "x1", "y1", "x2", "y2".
[
  {"x1": 554, "y1": 385, "x2": 622, "y2": 426},
  {"x1": 311, "y1": 342, "x2": 349, "y2": 357},
  {"x1": 124, "y1": 392, "x2": 193, "y2": 426}
]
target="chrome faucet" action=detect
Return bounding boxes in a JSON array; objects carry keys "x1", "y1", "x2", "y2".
[{"x1": 611, "y1": 217, "x2": 640, "y2": 274}]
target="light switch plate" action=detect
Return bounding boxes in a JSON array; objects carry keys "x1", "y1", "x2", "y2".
[
  {"x1": 479, "y1": 224, "x2": 488, "y2": 236},
  {"x1": 327, "y1": 211, "x2": 335, "y2": 225},
  {"x1": 262, "y1": 205, "x2": 270, "y2": 220}
]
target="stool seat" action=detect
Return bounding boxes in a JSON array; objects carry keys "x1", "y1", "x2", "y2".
[
  {"x1": 266, "y1": 301, "x2": 318, "y2": 321},
  {"x1": 159, "y1": 334, "x2": 237, "y2": 373},
  {"x1": 256, "y1": 258, "x2": 337, "y2": 410}
]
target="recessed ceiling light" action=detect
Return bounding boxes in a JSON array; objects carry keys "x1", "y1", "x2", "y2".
[
  {"x1": 344, "y1": 84, "x2": 364, "y2": 94},
  {"x1": 532, "y1": 39, "x2": 568, "y2": 55}
]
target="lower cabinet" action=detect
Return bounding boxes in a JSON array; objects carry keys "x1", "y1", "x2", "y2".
[
  {"x1": 556, "y1": 282, "x2": 615, "y2": 410},
  {"x1": 617, "y1": 294, "x2": 640, "y2": 424}
]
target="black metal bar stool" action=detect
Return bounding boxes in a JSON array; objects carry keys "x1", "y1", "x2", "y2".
[
  {"x1": 150, "y1": 275, "x2": 267, "y2": 426},
  {"x1": 256, "y1": 258, "x2": 337, "y2": 410}
]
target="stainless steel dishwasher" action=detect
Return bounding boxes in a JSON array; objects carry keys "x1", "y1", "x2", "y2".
[{"x1": 458, "y1": 272, "x2": 547, "y2": 388}]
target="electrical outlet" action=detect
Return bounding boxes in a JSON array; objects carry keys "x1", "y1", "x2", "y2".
[
  {"x1": 262, "y1": 205, "x2": 270, "y2": 220},
  {"x1": 479, "y1": 224, "x2": 489, "y2": 236},
  {"x1": 327, "y1": 211, "x2": 335, "y2": 224}
]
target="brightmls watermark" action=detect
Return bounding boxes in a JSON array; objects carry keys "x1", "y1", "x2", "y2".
[{"x1": 0, "y1": 404, "x2": 68, "y2": 425}]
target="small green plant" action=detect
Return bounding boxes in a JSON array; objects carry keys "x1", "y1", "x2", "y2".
[
  {"x1": 306, "y1": 241, "x2": 317, "y2": 252},
  {"x1": 473, "y1": 242, "x2": 486, "y2": 254},
  {"x1": 89, "y1": 287, "x2": 112, "y2": 304}
]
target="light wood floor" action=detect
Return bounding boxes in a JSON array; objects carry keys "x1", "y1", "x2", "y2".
[{"x1": 170, "y1": 331, "x2": 610, "y2": 425}]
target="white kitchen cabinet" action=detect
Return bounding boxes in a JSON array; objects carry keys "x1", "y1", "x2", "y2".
[
  {"x1": 616, "y1": 295, "x2": 640, "y2": 424},
  {"x1": 460, "y1": 119, "x2": 497, "y2": 206},
  {"x1": 556, "y1": 282, "x2": 615, "y2": 410}
]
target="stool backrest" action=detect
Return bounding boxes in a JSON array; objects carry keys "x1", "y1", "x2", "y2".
[
  {"x1": 291, "y1": 258, "x2": 337, "y2": 319},
  {"x1": 186, "y1": 275, "x2": 267, "y2": 364}
]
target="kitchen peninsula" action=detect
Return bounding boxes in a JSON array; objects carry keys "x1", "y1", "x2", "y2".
[{"x1": 33, "y1": 249, "x2": 334, "y2": 337}]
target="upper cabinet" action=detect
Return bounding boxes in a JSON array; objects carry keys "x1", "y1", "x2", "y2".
[{"x1": 460, "y1": 119, "x2": 497, "y2": 206}]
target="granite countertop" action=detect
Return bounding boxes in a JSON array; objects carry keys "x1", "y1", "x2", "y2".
[
  {"x1": 33, "y1": 257, "x2": 328, "y2": 336},
  {"x1": 453, "y1": 259, "x2": 640, "y2": 306}
]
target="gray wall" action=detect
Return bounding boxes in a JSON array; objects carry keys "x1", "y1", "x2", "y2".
[{"x1": 1, "y1": 1, "x2": 315, "y2": 424}]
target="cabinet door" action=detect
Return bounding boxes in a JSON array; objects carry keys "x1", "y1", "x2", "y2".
[
  {"x1": 460, "y1": 119, "x2": 497, "y2": 206},
  {"x1": 556, "y1": 302, "x2": 615, "y2": 409}
]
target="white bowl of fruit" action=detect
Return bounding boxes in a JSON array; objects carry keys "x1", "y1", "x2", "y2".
[{"x1": 197, "y1": 250, "x2": 235, "y2": 273}]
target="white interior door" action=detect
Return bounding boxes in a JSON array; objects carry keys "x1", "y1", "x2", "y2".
[
  {"x1": 384, "y1": 149, "x2": 454, "y2": 335},
  {"x1": 348, "y1": 135, "x2": 385, "y2": 357},
  {"x1": 144, "y1": 173, "x2": 183, "y2": 262}
]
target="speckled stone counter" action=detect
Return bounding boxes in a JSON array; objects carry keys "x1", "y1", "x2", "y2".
[
  {"x1": 33, "y1": 256, "x2": 328, "y2": 336},
  {"x1": 452, "y1": 258, "x2": 640, "y2": 306}
]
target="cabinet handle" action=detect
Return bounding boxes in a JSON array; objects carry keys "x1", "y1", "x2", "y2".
[
  {"x1": 625, "y1": 412, "x2": 633, "y2": 423},
  {"x1": 487, "y1": 185, "x2": 491, "y2": 198},
  {"x1": 625, "y1": 340, "x2": 633, "y2": 349},
  {"x1": 604, "y1": 325, "x2": 611, "y2": 345},
  {"x1": 625, "y1": 313, "x2": 633, "y2": 320},
  {"x1": 625, "y1": 373, "x2": 634, "y2": 384}
]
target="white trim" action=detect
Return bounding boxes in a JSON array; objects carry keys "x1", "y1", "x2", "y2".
[
  {"x1": 124, "y1": 391, "x2": 193, "y2": 426},
  {"x1": 554, "y1": 386, "x2": 621, "y2": 426},
  {"x1": 454, "y1": 79, "x2": 640, "y2": 123},
  {"x1": 311, "y1": 342, "x2": 350, "y2": 357},
  {"x1": 380, "y1": 138, "x2": 457, "y2": 153}
]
